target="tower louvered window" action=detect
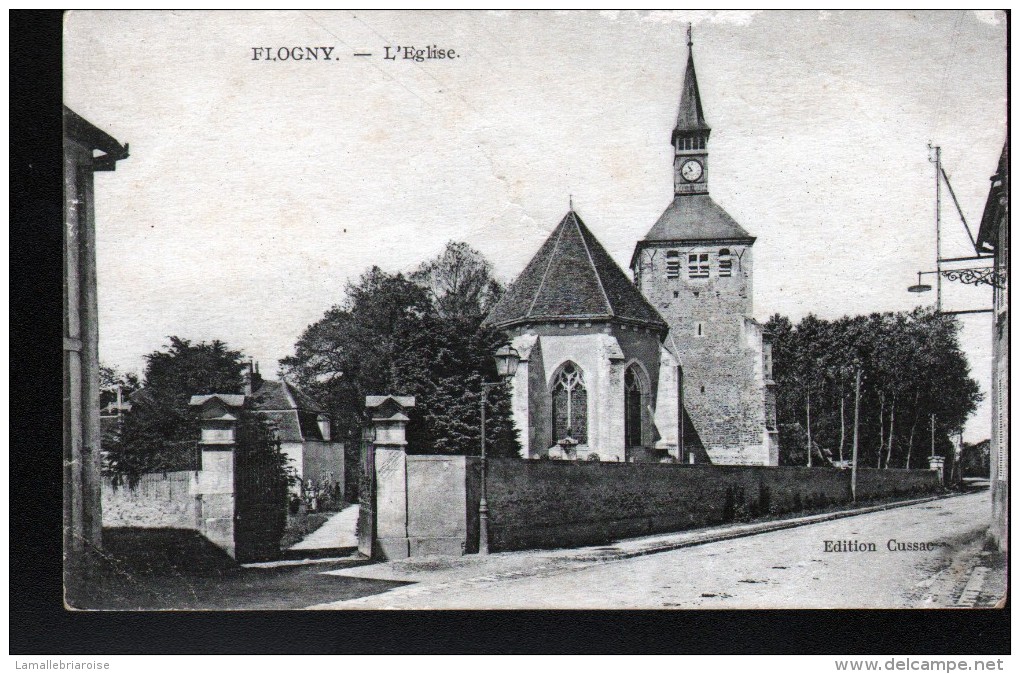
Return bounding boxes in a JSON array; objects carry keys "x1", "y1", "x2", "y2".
[
  {"x1": 719, "y1": 249, "x2": 733, "y2": 277},
  {"x1": 552, "y1": 362, "x2": 587, "y2": 444},
  {"x1": 665, "y1": 251, "x2": 681, "y2": 278},
  {"x1": 688, "y1": 253, "x2": 709, "y2": 279}
]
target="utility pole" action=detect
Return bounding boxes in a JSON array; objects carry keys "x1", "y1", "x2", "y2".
[
  {"x1": 931, "y1": 144, "x2": 943, "y2": 312},
  {"x1": 851, "y1": 367, "x2": 861, "y2": 502},
  {"x1": 806, "y1": 392, "x2": 812, "y2": 467}
]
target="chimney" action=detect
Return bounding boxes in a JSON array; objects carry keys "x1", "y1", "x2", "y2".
[{"x1": 242, "y1": 360, "x2": 255, "y2": 396}]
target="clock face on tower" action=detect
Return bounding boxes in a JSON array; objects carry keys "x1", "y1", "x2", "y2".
[{"x1": 680, "y1": 159, "x2": 703, "y2": 182}]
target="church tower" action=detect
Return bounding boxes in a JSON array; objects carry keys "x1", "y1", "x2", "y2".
[{"x1": 631, "y1": 32, "x2": 778, "y2": 466}]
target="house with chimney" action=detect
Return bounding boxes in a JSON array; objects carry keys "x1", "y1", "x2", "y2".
[{"x1": 243, "y1": 363, "x2": 346, "y2": 494}]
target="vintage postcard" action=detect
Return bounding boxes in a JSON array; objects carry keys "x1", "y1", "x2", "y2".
[{"x1": 63, "y1": 10, "x2": 1008, "y2": 611}]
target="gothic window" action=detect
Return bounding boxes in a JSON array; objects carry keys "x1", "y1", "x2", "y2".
[
  {"x1": 719, "y1": 248, "x2": 733, "y2": 277},
  {"x1": 552, "y1": 362, "x2": 587, "y2": 444},
  {"x1": 696, "y1": 321, "x2": 705, "y2": 337},
  {"x1": 665, "y1": 251, "x2": 680, "y2": 279},
  {"x1": 624, "y1": 366, "x2": 644, "y2": 448},
  {"x1": 688, "y1": 253, "x2": 709, "y2": 279}
]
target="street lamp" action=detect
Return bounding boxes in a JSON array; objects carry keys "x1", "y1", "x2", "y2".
[
  {"x1": 478, "y1": 344, "x2": 521, "y2": 555},
  {"x1": 906, "y1": 266, "x2": 1001, "y2": 315},
  {"x1": 907, "y1": 271, "x2": 933, "y2": 294}
]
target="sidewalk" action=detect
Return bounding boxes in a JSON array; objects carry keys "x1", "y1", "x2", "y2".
[
  {"x1": 288, "y1": 505, "x2": 359, "y2": 552},
  {"x1": 307, "y1": 492, "x2": 964, "y2": 609}
]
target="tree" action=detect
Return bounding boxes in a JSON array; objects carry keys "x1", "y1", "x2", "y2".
[
  {"x1": 102, "y1": 337, "x2": 249, "y2": 482},
  {"x1": 391, "y1": 314, "x2": 519, "y2": 457},
  {"x1": 282, "y1": 252, "x2": 522, "y2": 458},
  {"x1": 410, "y1": 241, "x2": 504, "y2": 322},
  {"x1": 280, "y1": 267, "x2": 433, "y2": 441}
]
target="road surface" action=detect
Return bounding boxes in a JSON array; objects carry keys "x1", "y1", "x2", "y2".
[{"x1": 315, "y1": 491, "x2": 995, "y2": 609}]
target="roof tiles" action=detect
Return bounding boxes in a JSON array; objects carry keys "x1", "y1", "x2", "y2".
[{"x1": 484, "y1": 210, "x2": 666, "y2": 330}]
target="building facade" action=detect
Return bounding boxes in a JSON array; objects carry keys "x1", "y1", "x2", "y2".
[
  {"x1": 630, "y1": 40, "x2": 778, "y2": 466},
  {"x1": 244, "y1": 363, "x2": 346, "y2": 496},
  {"x1": 977, "y1": 140, "x2": 1008, "y2": 552}
]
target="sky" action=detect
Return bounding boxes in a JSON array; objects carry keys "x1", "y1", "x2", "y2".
[{"x1": 64, "y1": 10, "x2": 1007, "y2": 441}]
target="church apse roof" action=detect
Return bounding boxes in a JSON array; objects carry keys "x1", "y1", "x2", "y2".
[
  {"x1": 484, "y1": 210, "x2": 667, "y2": 331},
  {"x1": 640, "y1": 194, "x2": 755, "y2": 245}
]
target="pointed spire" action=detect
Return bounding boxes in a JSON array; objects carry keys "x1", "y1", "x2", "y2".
[{"x1": 673, "y1": 25, "x2": 710, "y2": 137}]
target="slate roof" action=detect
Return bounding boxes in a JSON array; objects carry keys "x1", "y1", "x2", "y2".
[
  {"x1": 251, "y1": 379, "x2": 327, "y2": 443},
  {"x1": 673, "y1": 48, "x2": 710, "y2": 140},
  {"x1": 639, "y1": 194, "x2": 755, "y2": 245},
  {"x1": 189, "y1": 393, "x2": 245, "y2": 408},
  {"x1": 484, "y1": 210, "x2": 667, "y2": 330},
  {"x1": 251, "y1": 379, "x2": 326, "y2": 414}
]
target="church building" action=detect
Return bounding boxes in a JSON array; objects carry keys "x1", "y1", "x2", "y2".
[{"x1": 484, "y1": 37, "x2": 778, "y2": 465}]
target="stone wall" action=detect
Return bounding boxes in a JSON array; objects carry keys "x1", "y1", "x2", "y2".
[
  {"x1": 102, "y1": 472, "x2": 197, "y2": 529},
  {"x1": 477, "y1": 462, "x2": 941, "y2": 551},
  {"x1": 854, "y1": 468, "x2": 945, "y2": 502},
  {"x1": 388, "y1": 458, "x2": 941, "y2": 556},
  {"x1": 101, "y1": 447, "x2": 240, "y2": 558}
]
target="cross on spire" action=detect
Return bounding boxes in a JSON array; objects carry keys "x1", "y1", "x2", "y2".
[{"x1": 687, "y1": 23, "x2": 693, "y2": 48}]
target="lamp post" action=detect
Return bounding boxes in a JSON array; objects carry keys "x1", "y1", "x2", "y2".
[{"x1": 478, "y1": 344, "x2": 521, "y2": 555}]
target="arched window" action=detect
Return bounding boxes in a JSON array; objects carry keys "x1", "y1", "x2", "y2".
[
  {"x1": 552, "y1": 362, "x2": 587, "y2": 444},
  {"x1": 624, "y1": 366, "x2": 644, "y2": 448}
]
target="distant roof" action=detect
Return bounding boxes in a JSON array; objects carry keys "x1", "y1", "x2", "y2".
[
  {"x1": 484, "y1": 210, "x2": 667, "y2": 331},
  {"x1": 189, "y1": 393, "x2": 245, "y2": 407},
  {"x1": 638, "y1": 194, "x2": 755, "y2": 247},
  {"x1": 365, "y1": 395, "x2": 416, "y2": 409},
  {"x1": 251, "y1": 379, "x2": 325, "y2": 414}
]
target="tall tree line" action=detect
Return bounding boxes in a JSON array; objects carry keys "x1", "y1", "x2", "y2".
[{"x1": 765, "y1": 308, "x2": 981, "y2": 469}]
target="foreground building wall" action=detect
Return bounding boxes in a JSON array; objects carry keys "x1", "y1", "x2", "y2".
[
  {"x1": 63, "y1": 107, "x2": 129, "y2": 600},
  {"x1": 977, "y1": 141, "x2": 1009, "y2": 552}
]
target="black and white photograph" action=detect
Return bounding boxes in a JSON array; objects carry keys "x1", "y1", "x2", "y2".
[{"x1": 61, "y1": 10, "x2": 1008, "y2": 614}]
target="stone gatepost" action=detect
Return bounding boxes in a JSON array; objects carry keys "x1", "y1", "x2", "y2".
[
  {"x1": 189, "y1": 393, "x2": 245, "y2": 558},
  {"x1": 927, "y1": 455, "x2": 946, "y2": 484},
  {"x1": 365, "y1": 395, "x2": 415, "y2": 560}
]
